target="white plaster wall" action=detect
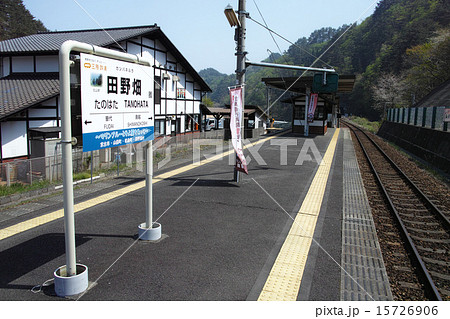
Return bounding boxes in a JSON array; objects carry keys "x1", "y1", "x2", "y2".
[
  {"x1": 155, "y1": 103, "x2": 162, "y2": 115},
  {"x1": 180, "y1": 116, "x2": 185, "y2": 133},
  {"x1": 193, "y1": 101, "x2": 200, "y2": 114},
  {"x1": 155, "y1": 51, "x2": 166, "y2": 68},
  {"x1": 127, "y1": 42, "x2": 142, "y2": 55},
  {"x1": 185, "y1": 82, "x2": 193, "y2": 100},
  {"x1": 1, "y1": 121, "x2": 27, "y2": 158},
  {"x1": 29, "y1": 120, "x2": 58, "y2": 128},
  {"x1": 41, "y1": 97, "x2": 57, "y2": 107},
  {"x1": 28, "y1": 108, "x2": 57, "y2": 118},
  {"x1": 186, "y1": 101, "x2": 194, "y2": 114},
  {"x1": 166, "y1": 99, "x2": 176, "y2": 114},
  {"x1": 140, "y1": 49, "x2": 155, "y2": 66},
  {"x1": 142, "y1": 37, "x2": 154, "y2": 48},
  {"x1": 177, "y1": 73, "x2": 186, "y2": 89}
]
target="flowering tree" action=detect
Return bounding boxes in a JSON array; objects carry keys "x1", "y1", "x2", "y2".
[{"x1": 371, "y1": 73, "x2": 407, "y2": 119}]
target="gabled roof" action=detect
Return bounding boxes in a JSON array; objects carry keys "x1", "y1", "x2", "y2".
[
  {"x1": 0, "y1": 25, "x2": 159, "y2": 54},
  {"x1": 0, "y1": 73, "x2": 59, "y2": 120},
  {"x1": 0, "y1": 25, "x2": 211, "y2": 92}
]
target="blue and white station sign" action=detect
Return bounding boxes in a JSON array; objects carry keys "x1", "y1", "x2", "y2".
[{"x1": 80, "y1": 53, "x2": 154, "y2": 152}]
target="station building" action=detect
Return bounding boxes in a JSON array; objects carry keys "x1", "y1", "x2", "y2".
[
  {"x1": 0, "y1": 25, "x2": 211, "y2": 162},
  {"x1": 202, "y1": 104, "x2": 269, "y2": 138},
  {"x1": 262, "y1": 75, "x2": 355, "y2": 134}
]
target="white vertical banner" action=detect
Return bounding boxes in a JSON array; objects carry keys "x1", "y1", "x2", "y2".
[
  {"x1": 229, "y1": 86, "x2": 248, "y2": 174},
  {"x1": 308, "y1": 93, "x2": 318, "y2": 123}
]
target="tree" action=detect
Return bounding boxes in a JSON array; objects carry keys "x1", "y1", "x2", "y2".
[
  {"x1": 371, "y1": 73, "x2": 407, "y2": 119},
  {"x1": 200, "y1": 0, "x2": 450, "y2": 121},
  {"x1": 202, "y1": 96, "x2": 214, "y2": 108},
  {"x1": 0, "y1": 0, "x2": 48, "y2": 41},
  {"x1": 403, "y1": 29, "x2": 450, "y2": 102}
]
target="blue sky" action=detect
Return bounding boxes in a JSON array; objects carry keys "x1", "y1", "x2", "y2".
[{"x1": 22, "y1": 0, "x2": 379, "y2": 74}]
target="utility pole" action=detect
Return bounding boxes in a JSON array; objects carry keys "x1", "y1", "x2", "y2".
[{"x1": 234, "y1": 0, "x2": 247, "y2": 182}]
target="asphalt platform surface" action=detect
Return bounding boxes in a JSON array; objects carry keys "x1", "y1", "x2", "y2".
[{"x1": 0, "y1": 129, "x2": 344, "y2": 301}]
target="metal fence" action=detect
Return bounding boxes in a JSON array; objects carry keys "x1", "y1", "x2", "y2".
[
  {"x1": 387, "y1": 106, "x2": 449, "y2": 131},
  {"x1": 0, "y1": 145, "x2": 143, "y2": 187},
  {"x1": 0, "y1": 129, "x2": 229, "y2": 187}
]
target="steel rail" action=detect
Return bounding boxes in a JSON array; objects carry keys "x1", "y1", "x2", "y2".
[
  {"x1": 346, "y1": 121, "x2": 450, "y2": 229},
  {"x1": 344, "y1": 120, "x2": 443, "y2": 301}
]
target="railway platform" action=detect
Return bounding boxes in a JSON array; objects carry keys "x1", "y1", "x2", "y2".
[{"x1": 0, "y1": 128, "x2": 393, "y2": 301}]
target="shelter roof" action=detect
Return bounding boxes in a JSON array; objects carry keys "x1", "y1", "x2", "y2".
[{"x1": 261, "y1": 75, "x2": 356, "y2": 94}]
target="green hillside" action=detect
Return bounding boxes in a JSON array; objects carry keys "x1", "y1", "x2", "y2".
[{"x1": 201, "y1": 0, "x2": 450, "y2": 121}]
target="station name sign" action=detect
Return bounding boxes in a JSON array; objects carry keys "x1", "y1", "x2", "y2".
[{"x1": 80, "y1": 53, "x2": 154, "y2": 152}]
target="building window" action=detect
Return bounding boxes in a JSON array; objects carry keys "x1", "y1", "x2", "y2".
[
  {"x1": 193, "y1": 114, "x2": 199, "y2": 131},
  {"x1": 154, "y1": 76, "x2": 161, "y2": 105},
  {"x1": 315, "y1": 106, "x2": 325, "y2": 120},
  {"x1": 294, "y1": 105, "x2": 304, "y2": 119},
  {"x1": 154, "y1": 119, "x2": 165, "y2": 136},
  {"x1": 185, "y1": 115, "x2": 192, "y2": 132},
  {"x1": 177, "y1": 88, "x2": 186, "y2": 99}
]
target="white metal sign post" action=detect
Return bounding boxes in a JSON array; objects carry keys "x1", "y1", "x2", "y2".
[{"x1": 55, "y1": 41, "x2": 157, "y2": 297}]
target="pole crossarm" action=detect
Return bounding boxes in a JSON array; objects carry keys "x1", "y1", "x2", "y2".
[{"x1": 245, "y1": 61, "x2": 336, "y2": 73}]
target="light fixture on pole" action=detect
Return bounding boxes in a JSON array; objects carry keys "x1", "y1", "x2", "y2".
[{"x1": 224, "y1": 4, "x2": 240, "y2": 27}]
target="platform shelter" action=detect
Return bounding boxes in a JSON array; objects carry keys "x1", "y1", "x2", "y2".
[{"x1": 262, "y1": 75, "x2": 355, "y2": 135}]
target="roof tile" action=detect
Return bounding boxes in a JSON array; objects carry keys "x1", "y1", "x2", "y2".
[
  {"x1": 0, "y1": 26, "x2": 158, "y2": 53},
  {"x1": 0, "y1": 73, "x2": 59, "y2": 119}
]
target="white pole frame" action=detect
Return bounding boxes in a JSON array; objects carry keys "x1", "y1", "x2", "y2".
[
  {"x1": 59, "y1": 40, "x2": 152, "y2": 276},
  {"x1": 145, "y1": 141, "x2": 153, "y2": 229}
]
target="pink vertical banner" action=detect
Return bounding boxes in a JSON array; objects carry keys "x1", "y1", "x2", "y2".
[
  {"x1": 308, "y1": 93, "x2": 318, "y2": 123},
  {"x1": 229, "y1": 86, "x2": 248, "y2": 174}
]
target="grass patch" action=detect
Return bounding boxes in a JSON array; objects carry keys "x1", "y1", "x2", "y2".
[
  {"x1": 73, "y1": 171, "x2": 98, "y2": 181},
  {"x1": 0, "y1": 180, "x2": 54, "y2": 197},
  {"x1": 349, "y1": 116, "x2": 381, "y2": 133},
  {"x1": 0, "y1": 171, "x2": 100, "y2": 198}
]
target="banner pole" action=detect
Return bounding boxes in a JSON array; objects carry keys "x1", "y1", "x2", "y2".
[
  {"x1": 305, "y1": 88, "x2": 310, "y2": 137},
  {"x1": 234, "y1": 0, "x2": 247, "y2": 182}
]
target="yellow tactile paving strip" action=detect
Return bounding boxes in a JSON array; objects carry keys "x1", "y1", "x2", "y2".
[
  {"x1": 0, "y1": 181, "x2": 145, "y2": 241},
  {"x1": 258, "y1": 128, "x2": 340, "y2": 301},
  {"x1": 0, "y1": 134, "x2": 279, "y2": 241}
]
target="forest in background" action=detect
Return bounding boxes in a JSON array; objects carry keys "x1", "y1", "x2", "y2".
[
  {"x1": 1, "y1": 0, "x2": 449, "y2": 121},
  {"x1": 201, "y1": 0, "x2": 450, "y2": 121},
  {"x1": 0, "y1": 0, "x2": 48, "y2": 41}
]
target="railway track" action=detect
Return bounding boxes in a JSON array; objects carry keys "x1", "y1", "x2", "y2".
[{"x1": 342, "y1": 120, "x2": 450, "y2": 301}]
